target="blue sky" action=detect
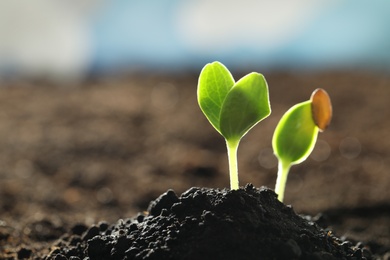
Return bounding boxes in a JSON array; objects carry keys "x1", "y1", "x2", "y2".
[{"x1": 0, "y1": 0, "x2": 389, "y2": 79}]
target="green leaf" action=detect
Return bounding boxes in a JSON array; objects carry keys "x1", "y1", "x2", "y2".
[
  {"x1": 272, "y1": 101, "x2": 319, "y2": 166},
  {"x1": 197, "y1": 61, "x2": 235, "y2": 134},
  {"x1": 219, "y1": 72, "x2": 271, "y2": 141}
]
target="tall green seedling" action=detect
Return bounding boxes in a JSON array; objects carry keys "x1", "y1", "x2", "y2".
[
  {"x1": 272, "y1": 88, "x2": 332, "y2": 202},
  {"x1": 198, "y1": 61, "x2": 271, "y2": 190}
]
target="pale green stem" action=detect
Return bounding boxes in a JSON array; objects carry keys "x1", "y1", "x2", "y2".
[
  {"x1": 226, "y1": 139, "x2": 240, "y2": 190},
  {"x1": 274, "y1": 160, "x2": 291, "y2": 202}
]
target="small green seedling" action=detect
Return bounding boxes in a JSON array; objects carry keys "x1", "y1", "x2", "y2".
[
  {"x1": 272, "y1": 88, "x2": 332, "y2": 202},
  {"x1": 197, "y1": 61, "x2": 271, "y2": 190}
]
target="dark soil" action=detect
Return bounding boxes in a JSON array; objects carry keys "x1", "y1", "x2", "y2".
[
  {"x1": 0, "y1": 71, "x2": 389, "y2": 259},
  {"x1": 39, "y1": 184, "x2": 381, "y2": 260}
]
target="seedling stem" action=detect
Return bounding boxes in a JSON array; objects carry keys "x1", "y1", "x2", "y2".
[
  {"x1": 226, "y1": 139, "x2": 240, "y2": 190},
  {"x1": 274, "y1": 160, "x2": 291, "y2": 202}
]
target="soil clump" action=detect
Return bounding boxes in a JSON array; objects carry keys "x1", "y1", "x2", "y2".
[{"x1": 42, "y1": 185, "x2": 378, "y2": 260}]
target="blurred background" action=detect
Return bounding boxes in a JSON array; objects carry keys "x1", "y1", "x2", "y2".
[
  {"x1": 0, "y1": 0, "x2": 389, "y2": 81},
  {"x1": 0, "y1": 0, "x2": 389, "y2": 255}
]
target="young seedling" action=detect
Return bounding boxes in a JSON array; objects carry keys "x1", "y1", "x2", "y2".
[
  {"x1": 197, "y1": 61, "x2": 271, "y2": 190},
  {"x1": 272, "y1": 88, "x2": 332, "y2": 202}
]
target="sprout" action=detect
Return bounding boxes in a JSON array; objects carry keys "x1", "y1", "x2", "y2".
[
  {"x1": 197, "y1": 61, "x2": 271, "y2": 190},
  {"x1": 272, "y1": 88, "x2": 332, "y2": 202}
]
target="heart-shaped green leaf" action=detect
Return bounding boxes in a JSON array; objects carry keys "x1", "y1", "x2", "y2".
[
  {"x1": 197, "y1": 61, "x2": 234, "y2": 134},
  {"x1": 220, "y1": 72, "x2": 271, "y2": 141},
  {"x1": 198, "y1": 62, "x2": 271, "y2": 142}
]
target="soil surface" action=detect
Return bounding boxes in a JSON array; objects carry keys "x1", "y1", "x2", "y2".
[
  {"x1": 0, "y1": 70, "x2": 389, "y2": 259},
  {"x1": 32, "y1": 185, "x2": 381, "y2": 260}
]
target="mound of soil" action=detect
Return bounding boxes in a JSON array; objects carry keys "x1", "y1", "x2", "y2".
[{"x1": 41, "y1": 184, "x2": 377, "y2": 260}]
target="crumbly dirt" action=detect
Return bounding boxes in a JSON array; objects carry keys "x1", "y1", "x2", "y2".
[
  {"x1": 34, "y1": 185, "x2": 382, "y2": 260},
  {"x1": 0, "y1": 71, "x2": 389, "y2": 259}
]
